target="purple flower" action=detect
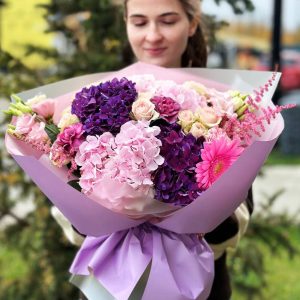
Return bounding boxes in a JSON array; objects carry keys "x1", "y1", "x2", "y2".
[
  {"x1": 157, "y1": 122, "x2": 204, "y2": 172},
  {"x1": 152, "y1": 121, "x2": 204, "y2": 206},
  {"x1": 71, "y1": 78, "x2": 137, "y2": 135},
  {"x1": 153, "y1": 163, "x2": 201, "y2": 206},
  {"x1": 151, "y1": 96, "x2": 181, "y2": 123}
]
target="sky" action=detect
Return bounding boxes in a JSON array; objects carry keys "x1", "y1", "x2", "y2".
[{"x1": 202, "y1": 0, "x2": 300, "y2": 31}]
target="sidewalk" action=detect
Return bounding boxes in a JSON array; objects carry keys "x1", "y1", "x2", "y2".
[{"x1": 253, "y1": 165, "x2": 300, "y2": 220}]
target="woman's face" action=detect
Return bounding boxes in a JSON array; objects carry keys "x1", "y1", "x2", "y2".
[{"x1": 126, "y1": 0, "x2": 197, "y2": 68}]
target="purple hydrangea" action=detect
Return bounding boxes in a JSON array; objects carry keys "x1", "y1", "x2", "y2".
[
  {"x1": 71, "y1": 78, "x2": 137, "y2": 135},
  {"x1": 153, "y1": 164, "x2": 201, "y2": 206},
  {"x1": 152, "y1": 121, "x2": 204, "y2": 205},
  {"x1": 157, "y1": 122, "x2": 204, "y2": 172}
]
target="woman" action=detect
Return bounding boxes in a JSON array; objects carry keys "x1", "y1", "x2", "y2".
[
  {"x1": 53, "y1": 0, "x2": 253, "y2": 299},
  {"x1": 125, "y1": 1, "x2": 254, "y2": 299}
]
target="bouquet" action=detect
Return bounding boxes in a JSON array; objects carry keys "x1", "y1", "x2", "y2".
[{"x1": 4, "y1": 63, "x2": 291, "y2": 300}]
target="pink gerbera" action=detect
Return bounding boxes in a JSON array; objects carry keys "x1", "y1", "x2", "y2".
[{"x1": 195, "y1": 137, "x2": 244, "y2": 189}]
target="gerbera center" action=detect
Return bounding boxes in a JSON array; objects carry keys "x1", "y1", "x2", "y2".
[{"x1": 213, "y1": 161, "x2": 224, "y2": 176}]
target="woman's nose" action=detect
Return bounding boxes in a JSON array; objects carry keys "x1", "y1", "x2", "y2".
[{"x1": 145, "y1": 24, "x2": 163, "y2": 43}]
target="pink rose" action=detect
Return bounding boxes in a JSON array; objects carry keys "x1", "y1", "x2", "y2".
[
  {"x1": 151, "y1": 96, "x2": 181, "y2": 123},
  {"x1": 31, "y1": 99, "x2": 55, "y2": 119},
  {"x1": 177, "y1": 110, "x2": 195, "y2": 133}
]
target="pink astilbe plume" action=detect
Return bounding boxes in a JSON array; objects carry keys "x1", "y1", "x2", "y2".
[
  {"x1": 195, "y1": 137, "x2": 244, "y2": 189},
  {"x1": 222, "y1": 72, "x2": 296, "y2": 145}
]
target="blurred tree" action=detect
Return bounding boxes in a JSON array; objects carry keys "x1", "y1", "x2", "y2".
[{"x1": 2, "y1": 1, "x2": 296, "y2": 300}]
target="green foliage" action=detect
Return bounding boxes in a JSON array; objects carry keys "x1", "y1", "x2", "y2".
[
  {"x1": 213, "y1": 0, "x2": 255, "y2": 14},
  {"x1": 229, "y1": 190, "x2": 299, "y2": 299},
  {"x1": 45, "y1": 123, "x2": 60, "y2": 143}
]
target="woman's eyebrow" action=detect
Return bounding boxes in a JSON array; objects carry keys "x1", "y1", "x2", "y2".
[{"x1": 129, "y1": 12, "x2": 180, "y2": 18}]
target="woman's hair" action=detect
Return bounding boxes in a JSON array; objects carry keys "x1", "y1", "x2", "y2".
[{"x1": 123, "y1": 0, "x2": 207, "y2": 67}]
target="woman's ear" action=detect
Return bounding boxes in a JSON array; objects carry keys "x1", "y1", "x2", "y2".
[{"x1": 188, "y1": 19, "x2": 198, "y2": 37}]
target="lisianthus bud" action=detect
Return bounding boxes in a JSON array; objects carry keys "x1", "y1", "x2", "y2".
[{"x1": 3, "y1": 95, "x2": 32, "y2": 116}]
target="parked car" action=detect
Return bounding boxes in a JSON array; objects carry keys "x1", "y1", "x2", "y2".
[{"x1": 253, "y1": 50, "x2": 300, "y2": 91}]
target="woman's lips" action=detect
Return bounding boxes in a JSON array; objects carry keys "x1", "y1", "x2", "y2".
[{"x1": 144, "y1": 47, "x2": 167, "y2": 56}]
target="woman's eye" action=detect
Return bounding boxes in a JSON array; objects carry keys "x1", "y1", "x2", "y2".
[
  {"x1": 160, "y1": 18, "x2": 178, "y2": 25},
  {"x1": 133, "y1": 22, "x2": 147, "y2": 27}
]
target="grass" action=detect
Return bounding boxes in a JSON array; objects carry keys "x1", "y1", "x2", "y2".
[
  {"x1": 265, "y1": 148, "x2": 300, "y2": 165},
  {"x1": 0, "y1": 242, "x2": 29, "y2": 281},
  {"x1": 232, "y1": 226, "x2": 300, "y2": 300}
]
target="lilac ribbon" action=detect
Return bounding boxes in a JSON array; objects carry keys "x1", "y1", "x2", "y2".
[{"x1": 70, "y1": 224, "x2": 214, "y2": 300}]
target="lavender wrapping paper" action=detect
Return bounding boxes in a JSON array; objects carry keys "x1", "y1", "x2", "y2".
[{"x1": 5, "y1": 63, "x2": 284, "y2": 299}]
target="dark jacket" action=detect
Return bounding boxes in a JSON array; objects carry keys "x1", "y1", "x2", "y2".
[{"x1": 205, "y1": 188, "x2": 254, "y2": 300}]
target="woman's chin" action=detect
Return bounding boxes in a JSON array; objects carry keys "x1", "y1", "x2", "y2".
[{"x1": 140, "y1": 56, "x2": 179, "y2": 68}]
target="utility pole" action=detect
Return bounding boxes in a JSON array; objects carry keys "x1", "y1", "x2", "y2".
[{"x1": 271, "y1": 0, "x2": 282, "y2": 104}]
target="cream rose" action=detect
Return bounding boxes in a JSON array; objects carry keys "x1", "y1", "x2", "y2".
[
  {"x1": 58, "y1": 106, "x2": 80, "y2": 130},
  {"x1": 132, "y1": 93, "x2": 158, "y2": 121},
  {"x1": 189, "y1": 122, "x2": 207, "y2": 139},
  {"x1": 196, "y1": 106, "x2": 222, "y2": 128},
  {"x1": 177, "y1": 110, "x2": 195, "y2": 133}
]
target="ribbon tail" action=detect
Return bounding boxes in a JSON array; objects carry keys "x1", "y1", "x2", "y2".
[
  {"x1": 142, "y1": 230, "x2": 214, "y2": 300},
  {"x1": 70, "y1": 229, "x2": 152, "y2": 300}
]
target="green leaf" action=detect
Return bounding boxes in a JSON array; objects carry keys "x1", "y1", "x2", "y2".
[{"x1": 44, "y1": 123, "x2": 60, "y2": 143}]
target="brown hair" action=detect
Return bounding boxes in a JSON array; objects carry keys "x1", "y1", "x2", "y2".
[{"x1": 123, "y1": 0, "x2": 207, "y2": 67}]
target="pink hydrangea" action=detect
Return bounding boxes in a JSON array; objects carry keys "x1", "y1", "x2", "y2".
[
  {"x1": 150, "y1": 96, "x2": 181, "y2": 122},
  {"x1": 75, "y1": 132, "x2": 116, "y2": 193},
  {"x1": 208, "y1": 90, "x2": 236, "y2": 117},
  {"x1": 128, "y1": 75, "x2": 156, "y2": 93},
  {"x1": 111, "y1": 120, "x2": 164, "y2": 188},
  {"x1": 195, "y1": 137, "x2": 244, "y2": 189},
  {"x1": 154, "y1": 80, "x2": 204, "y2": 111}
]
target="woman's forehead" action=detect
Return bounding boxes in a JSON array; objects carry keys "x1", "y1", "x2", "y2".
[{"x1": 126, "y1": 0, "x2": 186, "y2": 17}]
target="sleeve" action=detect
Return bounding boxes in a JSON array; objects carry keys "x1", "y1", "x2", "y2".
[
  {"x1": 204, "y1": 188, "x2": 253, "y2": 260},
  {"x1": 51, "y1": 206, "x2": 85, "y2": 246}
]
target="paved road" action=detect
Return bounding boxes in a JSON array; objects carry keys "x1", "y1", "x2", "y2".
[{"x1": 253, "y1": 165, "x2": 300, "y2": 221}]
